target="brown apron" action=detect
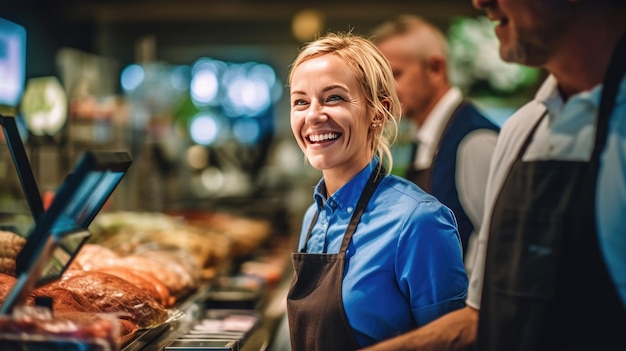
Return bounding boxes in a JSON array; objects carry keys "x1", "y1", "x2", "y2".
[
  {"x1": 477, "y1": 32, "x2": 626, "y2": 351},
  {"x1": 287, "y1": 165, "x2": 384, "y2": 351}
]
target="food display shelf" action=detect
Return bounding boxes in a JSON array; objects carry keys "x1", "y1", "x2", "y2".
[{"x1": 121, "y1": 255, "x2": 291, "y2": 351}]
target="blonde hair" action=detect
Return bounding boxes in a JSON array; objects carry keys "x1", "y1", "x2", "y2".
[{"x1": 288, "y1": 32, "x2": 402, "y2": 173}]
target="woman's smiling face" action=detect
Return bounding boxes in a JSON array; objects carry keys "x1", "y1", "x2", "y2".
[{"x1": 290, "y1": 53, "x2": 375, "y2": 180}]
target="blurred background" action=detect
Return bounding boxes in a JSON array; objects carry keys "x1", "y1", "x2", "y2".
[{"x1": 0, "y1": 0, "x2": 544, "y2": 232}]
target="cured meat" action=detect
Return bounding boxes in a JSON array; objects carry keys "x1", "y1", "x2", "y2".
[
  {"x1": 105, "y1": 254, "x2": 193, "y2": 297},
  {"x1": 96, "y1": 267, "x2": 174, "y2": 307},
  {"x1": 0, "y1": 307, "x2": 121, "y2": 351},
  {"x1": 71, "y1": 244, "x2": 174, "y2": 306},
  {"x1": 31, "y1": 285, "x2": 139, "y2": 346},
  {"x1": 116, "y1": 318, "x2": 140, "y2": 346},
  {"x1": 56, "y1": 270, "x2": 168, "y2": 328},
  {"x1": 31, "y1": 285, "x2": 101, "y2": 313},
  {"x1": 200, "y1": 212, "x2": 271, "y2": 257},
  {"x1": 0, "y1": 273, "x2": 16, "y2": 306},
  {"x1": 56, "y1": 309, "x2": 135, "y2": 347},
  {"x1": 69, "y1": 243, "x2": 120, "y2": 271},
  {"x1": 0, "y1": 273, "x2": 140, "y2": 347},
  {"x1": 135, "y1": 248, "x2": 200, "y2": 289},
  {"x1": 0, "y1": 230, "x2": 26, "y2": 276}
]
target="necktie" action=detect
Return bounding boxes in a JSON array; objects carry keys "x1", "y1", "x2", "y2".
[{"x1": 409, "y1": 141, "x2": 419, "y2": 168}]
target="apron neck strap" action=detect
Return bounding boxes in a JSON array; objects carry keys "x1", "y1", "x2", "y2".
[
  {"x1": 339, "y1": 164, "x2": 385, "y2": 251},
  {"x1": 300, "y1": 163, "x2": 386, "y2": 253},
  {"x1": 593, "y1": 31, "x2": 626, "y2": 157}
]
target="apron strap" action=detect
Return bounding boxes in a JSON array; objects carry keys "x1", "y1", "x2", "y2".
[
  {"x1": 299, "y1": 211, "x2": 319, "y2": 253},
  {"x1": 593, "y1": 31, "x2": 626, "y2": 157},
  {"x1": 300, "y1": 163, "x2": 386, "y2": 253},
  {"x1": 339, "y1": 164, "x2": 386, "y2": 251}
]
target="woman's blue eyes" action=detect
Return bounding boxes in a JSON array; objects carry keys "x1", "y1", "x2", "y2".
[
  {"x1": 292, "y1": 95, "x2": 345, "y2": 106},
  {"x1": 327, "y1": 94, "x2": 344, "y2": 102}
]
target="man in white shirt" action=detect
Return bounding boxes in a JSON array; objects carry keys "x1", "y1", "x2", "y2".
[
  {"x1": 370, "y1": 15, "x2": 499, "y2": 265},
  {"x1": 361, "y1": 1, "x2": 626, "y2": 350}
]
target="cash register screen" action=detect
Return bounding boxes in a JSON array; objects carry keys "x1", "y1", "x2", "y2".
[
  {"x1": 38, "y1": 170, "x2": 126, "y2": 283},
  {"x1": 52, "y1": 170, "x2": 125, "y2": 235},
  {"x1": 15, "y1": 151, "x2": 132, "y2": 286}
]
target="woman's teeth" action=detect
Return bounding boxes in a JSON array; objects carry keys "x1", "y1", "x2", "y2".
[{"x1": 309, "y1": 133, "x2": 339, "y2": 142}]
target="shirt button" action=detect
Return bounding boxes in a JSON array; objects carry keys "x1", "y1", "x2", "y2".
[{"x1": 347, "y1": 207, "x2": 353, "y2": 213}]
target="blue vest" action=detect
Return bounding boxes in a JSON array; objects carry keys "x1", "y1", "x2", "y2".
[{"x1": 407, "y1": 102, "x2": 499, "y2": 255}]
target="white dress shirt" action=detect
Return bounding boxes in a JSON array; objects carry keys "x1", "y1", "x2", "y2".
[{"x1": 413, "y1": 87, "x2": 498, "y2": 269}]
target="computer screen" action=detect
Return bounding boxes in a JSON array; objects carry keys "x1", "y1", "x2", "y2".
[
  {"x1": 0, "y1": 150, "x2": 132, "y2": 315},
  {"x1": 0, "y1": 17, "x2": 26, "y2": 108},
  {"x1": 15, "y1": 151, "x2": 132, "y2": 281},
  {"x1": 50, "y1": 169, "x2": 126, "y2": 237},
  {"x1": 35, "y1": 168, "x2": 128, "y2": 284}
]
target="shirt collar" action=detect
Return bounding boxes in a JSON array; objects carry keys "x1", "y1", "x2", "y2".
[
  {"x1": 536, "y1": 75, "x2": 563, "y2": 119},
  {"x1": 537, "y1": 74, "x2": 620, "y2": 124},
  {"x1": 313, "y1": 159, "x2": 378, "y2": 212},
  {"x1": 415, "y1": 87, "x2": 464, "y2": 145},
  {"x1": 538, "y1": 73, "x2": 626, "y2": 106}
]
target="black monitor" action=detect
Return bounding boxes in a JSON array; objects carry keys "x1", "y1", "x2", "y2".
[
  {"x1": 0, "y1": 115, "x2": 44, "y2": 221},
  {"x1": 0, "y1": 150, "x2": 132, "y2": 315}
]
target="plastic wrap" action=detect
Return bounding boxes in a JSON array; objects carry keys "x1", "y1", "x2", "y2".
[{"x1": 0, "y1": 306, "x2": 121, "y2": 351}]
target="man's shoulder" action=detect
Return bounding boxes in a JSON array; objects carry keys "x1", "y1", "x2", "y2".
[
  {"x1": 454, "y1": 100, "x2": 485, "y2": 117},
  {"x1": 494, "y1": 100, "x2": 547, "y2": 158},
  {"x1": 453, "y1": 101, "x2": 500, "y2": 130},
  {"x1": 501, "y1": 100, "x2": 545, "y2": 135}
]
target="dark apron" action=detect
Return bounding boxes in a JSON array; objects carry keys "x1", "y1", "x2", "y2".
[
  {"x1": 287, "y1": 165, "x2": 385, "y2": 351},
  {"x1": 477, "y1": 32, "x2": 626, "y2": 351}
]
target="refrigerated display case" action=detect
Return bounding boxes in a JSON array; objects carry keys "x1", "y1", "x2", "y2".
[{"x1": 0, "y1": 115, "x2": 293, "y2": 350}]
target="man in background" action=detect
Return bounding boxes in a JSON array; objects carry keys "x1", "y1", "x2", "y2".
[
  {"x1": 370, "y1": 15, "x2": 499, "y2": 267},
  {"x1": 361, "y1": 0, "x2": 626, "y2": 350}
]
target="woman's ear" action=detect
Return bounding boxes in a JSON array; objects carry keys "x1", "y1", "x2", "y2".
[
  {"x1": 381, "y1": 98, "x2": 391, "y2": 112},
  {"x1": 376, "y1": 98, "x2": 391, "y2": 122}
]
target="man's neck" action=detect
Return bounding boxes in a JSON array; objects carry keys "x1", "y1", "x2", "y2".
[
  {"x1": 415, "y1": 85, "x2": 451, "y2": 128},
  {"x1": 547, "y1": 15, "x2": 625, "y2": 100}
]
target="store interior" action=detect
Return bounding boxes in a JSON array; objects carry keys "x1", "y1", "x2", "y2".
[
  {"x1": 2, "y1": 0, "x2": 543, "y2": 219},
  {"x1": 0, "y1": 1, "x2": 545, "y2": 349}
]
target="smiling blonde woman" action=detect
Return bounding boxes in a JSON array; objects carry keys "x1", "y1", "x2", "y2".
[{"x1": 286, "y1": 32, "x2": 468, "y2": 351}]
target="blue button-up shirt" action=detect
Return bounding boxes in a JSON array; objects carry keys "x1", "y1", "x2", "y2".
[{"x1": 297, "y1": 160, "x2": 468, "y2": 347}]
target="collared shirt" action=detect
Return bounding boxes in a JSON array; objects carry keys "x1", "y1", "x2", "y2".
[
  {"x1": 412, "y1": 87, "x2": 498, "y2": 270},
  {"x1": 467, "y1": 75, "x2": 626, "y2": 309},
  {"x1": 298, "y1": 160, "x2": 468, "y2": 347},
  {"x1": 413, "y1": 87, "x2": 465, "y2": 170}
]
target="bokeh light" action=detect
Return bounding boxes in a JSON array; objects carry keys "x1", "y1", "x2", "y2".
[
  {"x1": 189, "y1": 112, "x2": 221, "y2": 145},
  {"x1": 120, "y1": 64, "x2": 145, "y2": 92},
  {"x1": 233, "y1": 118, "x2": 261, "y2": 145}
]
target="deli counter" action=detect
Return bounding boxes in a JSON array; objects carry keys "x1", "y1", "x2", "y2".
[
  {"x1": 0, "y1": 210, "x2": 294, "y2": 351},
  {"x1": 0, "y1": 114, "x2": 295, "y2": 351}
]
